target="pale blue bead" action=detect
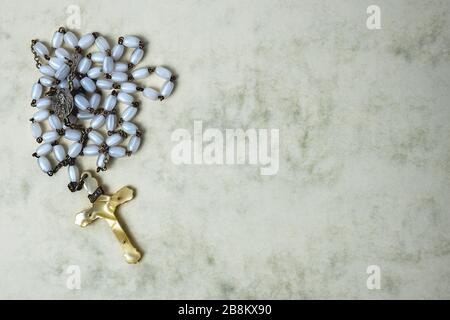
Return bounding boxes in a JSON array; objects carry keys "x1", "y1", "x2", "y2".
[
  {"x1": 68, "y1": 142, "x2": 83, "y2": 158},
  {"x1": 39, "y1": 65, "x2": 55, "y2": 77},
  {"x1": 97, "y1": 153, "x2": 107, "y2": 168},
  {"x1": 117, "y1": 92, "x2": 133, "y2": 104},
  {"x1": 106, "y1": 114, "x2": 117, "y2": 132},
  {"x1": 75, "y1": 94, "x2": 90, "y2": 110},
  {"x1": 58, "y1": 80, "x2": 69, "y2": 89},
  {"x1": 33, "y1": 109, "x2": 50, "y2": 122},
  {"x1": 127, "y1": 135, "x2": 141, "y2": 153},
  {"x1": 65, "y1": 129, "x2": 82, "y2": 142},
  {"x1": 52, "y1": 31, "x2": 64, "y2": 48},
  {"x1": 80, "y1": 77, "x2": 96, "y2": 93},
  {"x1": 77, "y1": 57, "x2": 92, "y2": 74},
  {"x1": 104, "y1": 94, "x2": 117, "y2": 111},
  {"x1": 130, "y1": 48, "x2": 144, "y2": 65},
  {"x1": 143, "y1": 87, "x2": 159, "y2": 100},
  {"x1": 48, "y1": 115, "x2": 63, "y2": 129},
  {"x1": 31, "y1": 83, "x2": 43, "y2": 100},
  {"x1": 103, "y1": 56, "x2": 114, "y2": 74},
  {"x1": 49, "y1": 57, "x2": 65, "y2": 70},
  {"x1": 96, "y1": 79, "x2": 113, "y2": 90},
  {"x1": 109, "y1": 146, "x2": 126, "y2": 158},
  {"x1": 121, "y1": 121, "x2": 138, "y2": 135},
  {"x1": 90, "y1": 93, "x2": 101, "y2": 109},
  {"x1": 161, "y1": 81, "x2": 175, "y2": 97},
  {"x1": 78, "y1": 33, "x2": 95, "y2": 49},
  {"x1": 91, "y1": 52, "x2": 106, "y2": 63},
  {"x1": 112, "y1": 44, "x2": 124, "y2": 61},
  {"x1": 155, "y1": 66, "x2": 172, "y2": 80},
  {"x1": 38, "y1": 156, "x2": 52, "y2": 173},
  {"x1": 83, "y1": 145, "x2": 99, "y2": 156},
  {"x1": 88, "y1": 130, "x2": 104, "y2": 145},
  {"x1": 39, "y1": 76, "x2": 55, "y2": 87},
  {"x1": 131, "y1": 67, "x2": 149, "y2": 80},
  {"x1": 64, "y1": 31, "x2": 78, "y2": 48},
  {"x1": 95, "y1": 36, "x2": 110, "y2": 52},
  {"x1": 55, "y1": 48, "x2": 70, "y2": 60},
  {"x1": 106, "y1": 133, "x2": 123, "y2": 147},
  {"x1": 33, "y1": 42, "x2": 49, "y2": 57},
  {"x1": 77, "y1": 112, "x2": 94, "y2": 120},
  {"x1": 114, "y1": 63, "x2": 128, "y2": 72},
  {"x1": 111, "y1": 72, "x2": 127, "y2": 83},
  {"x1": 31, "y1": 122, "x2": 42, "y2": 138},
  {"x1": 36, "y1": 97, "x2": 51, "y2": 109},
  {"x1": 121, "y1": 82, "x2": 137, "y2": 93},
  {"x1": 68, "y1": 165, "x2": 80, "y2": 182},
  {"x1": 123, "y1": 36, "x2": 140, "y2": 48},
  {"x1": 53, "y1": 144, "x2": 66, "y2": 162},
  {"x1": 87, "y1": 67, "x2": 103, "y2": 79},
  {"x1": 36, "y1": 143, "x2": 53, "y2": 156},
  {"x1": 90, "y1": 115, "x2": 106, "y2": 129},
  {"x1": 55, "y1": 64, "x2": 70, "y2": 80},
  {"x1": 42, "y1": 130, "x2": 59, "y2": 143},
  {"x1": 121, "y1": 106, "x2": 137, "y2": 121}
]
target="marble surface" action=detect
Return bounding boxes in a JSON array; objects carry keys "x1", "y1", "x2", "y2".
[{"x1": 0, "y1": 0, "x2": 450, "y2": 299}]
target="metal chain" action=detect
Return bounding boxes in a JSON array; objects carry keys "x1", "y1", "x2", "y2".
[{"x1": 30, "y1": 40, "x2": 42, "y2": 69}]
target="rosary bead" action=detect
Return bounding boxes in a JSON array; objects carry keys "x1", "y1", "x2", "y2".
[
  {"x1": 114, "y1": 62, "x2": 128, "y2": 72},
  {"x1": 90, "y1": 114, "x2": 106, "y2": 129},
  {"x1": 111, "y1": 72, "x2": 127, "y2": 83},
  {"x1": 106, "y1": 133, "x2": 123, "y2": 147},
  {"x1": 123, "y1": 36, "x2": 141, "y2": 48},
  {"x1": 96, "y1": 79, "x2": 113, "y2": 90},
  {"x1": 77, "y1": 112, "x2": 94, "y2": 120},
  {"x1": 77, "y1": 57, "x2": 92, "y2": 74},
  {"x1": 103, "y1": 56, "x2": 114, "y2": 74},
  {"x1": 36, "y1": 143, "x2": 53, "y2": 157},
  {"x1": 121, "y1": 106, "x2": 138, "y2": 121},
  {"x1": 58, "y1": 80, "x2": 69, "y2": 89},
  {"x1": 55, "y1": 64, "x2": 70, "y2": 80},
  {"x1": 48, "y1": 114, "x2": 63, "y2": 129},
  {"x1": 104, "y1": 94, "x2": 117, "y2": 111},
  {"x1": 68, "y1": 142, "x2": 83, "y2": 158},
  {"x1": 91, "y1": 52, "x2": 106, "y2": 64},
  {"x1": 39, "y1": 65, "x2": 56, "y2": 77},
  {"x1": 33, "y1": 109, "x2": 50, "y2": 122},
  {"x1": 31, "y1": 122, "x2": 42, "y2": 139},
  {"x1": 117, "y1": 92, "x2": 134, "y2": 104},
  {"x1": 72, "y1": 78, "x2": 81, "y2": 90},
  {"x1": 131, "y1": 67, "x2": 149, "y2": 80},
  {"x1": 80, "y1": 77, "x2": 96, "y2": 93},
  {"x1": 87, "y1": 66, "x2": 103, "y2": 79},
  {"x1": 39, "y1": 76, "x2": 55, "y2": 87},
  {"x1": 88, "y1": 130, "x2": 104, "y2": 145},
  {"x1": 78, "y1": 33, "x2": 95, "y2": 50},
  {"x1": 74, "y1": 93, "x2": 90, "y2": 110},
  {"x1": 65, "y1": 129, "x2": 82, "y2": 142},
  {"x1": 161, "y1": 81, "x2": 175, "y2": 97},
  {"x1": 49, "y1": 57, "x2": 65, "y2": 70},
  {"x1": 120, "y1": 82, "x2": 137, "y2": 93},
  {"x1": 112, "y1": 44, "x2": 124, "y2": 61},
  {"x1": 143, "y1": 87, "x2": 159, "y2": 100},
  {"x1": 83, "y1": 145, "x2": 99, "y2": 156},
  {"x1": 155, "y1": 66, "x2": 172, "y2": 80},
  {"x1": 106, "y1": 114, "x2": 117, "y2": 132},
  {"x1": 90, "y1": 93, "x2": 101, "y2": 109},
  {"x1": 55, "y1": 48, "x2": 71, "y2": 60},
  {"x1": 109, "y1": 146, "x2": 126, "y2": 158},
  {"x1": 130, "y1": 48, "x2": 144, "y2": 65},
  {"x1": 95, "y1": 36, "x2": 110, "y2": 52},
  {"x1": 96, "y1": 153, "x2": 107, "y2": 170},
  {"x1": 52, "y1": 31, "x2": 64, "y2": 48},
  {"x1": 68, "y1": 165, "x2": 80, "y2": 183},
  {"x1": 33, "y1": 41, "x2": 49, "y2": 57},
  {"x1": 38, "y1": 156, "x2": 52, "y2": 173},
  {"x1": 31, "y1": 83, "x2": 43, "y2": 100},
  {"x1": 64, "y1": 31, "x2": 79, "y2": 48},
  {"x1": 121, "y1": 121, "x2": 138, "y2": 135},
  {"x1": 42, "y1": 130, "x2": 59, "y2": 143},
  {"x1": 53, "y1": 144, "x2": 66, "y2": 162},
  {"x1": 36, "y1": 97, "x2": 51, "y2": 109},
  {"x1": 127, "y1": 135, "x2": 141, "y2": 154}
]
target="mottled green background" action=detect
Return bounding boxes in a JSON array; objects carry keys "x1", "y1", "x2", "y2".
[{"x1": 0, "y1": 0, "x2": 449, "y2": 299}]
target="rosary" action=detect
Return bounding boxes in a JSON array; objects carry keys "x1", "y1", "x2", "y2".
[{"x1": 29, "y1": 27, "x2": 176, "y2": 264}]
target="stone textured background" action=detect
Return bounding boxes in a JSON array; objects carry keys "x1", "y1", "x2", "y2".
[{"x1": 0, "y1": 0, "x2": 449, "y2": 299}]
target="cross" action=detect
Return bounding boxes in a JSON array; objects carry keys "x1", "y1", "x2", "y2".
[{"x1": 75, "y1": 180, "x2": 142, "y2": 264}]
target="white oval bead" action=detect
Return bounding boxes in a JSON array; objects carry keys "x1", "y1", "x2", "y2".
[
  {"x1": 112, "y1": 44, "x2": 124, "y2": 61},
  {"x1": 87, "y1": 66, "x2": 103, "y2": 79},
  {"x1": 96, "y1": 79, "x2": 113, "y2": 90},
  {"x1": 31, "y1": 83, "x2": 43, "y2": 100},
  {"x1": 42, "y1": 130, "x2": 59, "y2": 143},
  {"x1": 38, "y1": 156, "x2": 52, "y2": 173},
  {"x1": 120, "y1": 82, "x2": 137, "y2": 93},
  {"x1": 77, "y1": 57, "x2": 92, "y2": 74},
  {"x1": 36, "y1": 143, "x2": 53, "y2": 157},
  {"x1": 77, "y1": 112, "x2": 94, "y2": 120},
  {"x1": 130, "y1": 48, "x2": 144, "y2": 65},
  {"x1": 78, "y1": 33, "x2": 95, "y2": 49},
  {"x1": 39, "y1": 76, "x2": 55, "y2": 87},
  {"x1": 55, "y1": 64, "x2": 70, "y2": 80},
  {"x1": 49, "y1": 57, "x2": 65, "y2": 70},
  {"x1": 33, "y1": 42, "x2": 49, "y2": 57},
  {"x1": 31, "y1": 122, "x2": 42, "y2": 139},
  {"x1": 48, "y1": 114, "x2": 62, "y2": 129},
  {"x1": 72, "y1": 78, "x2": 81, "y2": 90},
  {"x1": 65, "y1": 129, "x2": 82, "y2": 142},
  {"x1": 143, "y1": 87, "x2": 159, "y2": 100},
  {"x1": 68, "y1": 142, "x2": 83, "y2": 158},
  {"x1": 96, "y1": 153, "x2": 107, "y2": 170},
  {"x1": 103, "y1": 56, "x2": 114, "y2": 74},
  {"x1": 104, "y1": 94, "x2": 117, "y2": 111},
  {"x1": 95, "y1": 36, "x2": 110, "y2": 52},
  {"x1": 74, "y1": 94, "x2": 90, "y2": 110},
  {"x1": 36, "y1": 97, "x2": 51, "y2": 109},
  {"x1": 117, "y1": 92, "x2": 134, "y2": 104},
  {"x1": 109, "y1": 146, "x2": 126, "y2": 158},
  {"x1": 55, "y1": 48, "x2": 70, "y2": 60},
  {"x1": 80, "y1": 77, "x2": 96, "y2": 93},
  {"x1": 33, "y1": 109, "x2": 50, "y2": 122},
  {"x1": 68, "y1": 165, "x2": 80, "y2": 182},
  {"x1": 90, "y1": 115, "x2": 106, "y2": 129},
  {"x1": 127, "y1": 135, "x2": 141, "y2": 153},
  {"x1": 52, "y1": 31, "x2": 64, "y2": 48},
  {"x1": 111, "y1": 72, "x2": 127, "y2": 83},
  {"x1": 121, "y1": 106, "x2": 138, "y2": 121},
  {"x1": 39, "y1": 65, "x2": 55, "y2": 77},
  {"x1": 64, "y1": 31, "x2": 78, "y2": 48},
  {"x1": 123, "y1": 36, "x2": 141, "y2": 48},
  {"x1": 161, "y1": 81, "x2": 175, "y2": 97},
  {"x1": 106, "y1": 114, "x2": 117, "y2": 131},
  {"x1": 131, "y1": 67, "x2": 149, "y2": 80},
  {"x1": 53, "y1": 144, "x2": 66, "y2": 161},
  {"x1": 90, "y1": 93, "x2": 101, "y2": 109},
  {"x1": 106, "y1": 133, "x2": 123, "y2": 147},
  {"x1": 155, "y1": 66, "x2": 172, "y2": 80},
  {"x1": 114, "y1": 62, "x2": 128, "y2": 72},
  {"x1": 121, "y1": 121, "x2": 138, "y2": 135},
  {"x1": 58, "y1": 80, "x2": 68, "y2": 89},
  {"x1": 91, "y1": 52, "x2": 106, "y2": 63},
  {"x1": 84, "y1": 176, "x2": 99, "y2": 194},
  {"x1": 88, "y1": 130, "x2": 104, "y2": 145},
  {"x1": 83, "y1": 145, "x2": 99, "y2": 156}
]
